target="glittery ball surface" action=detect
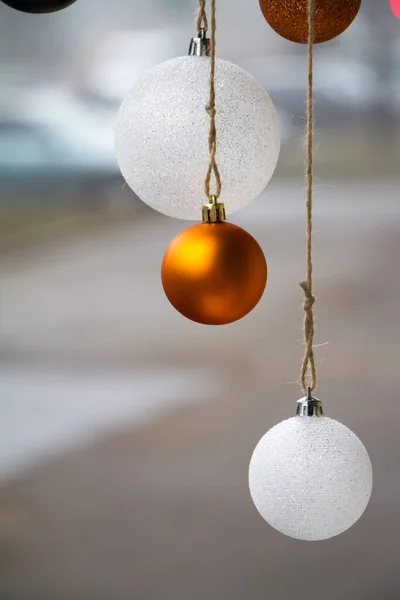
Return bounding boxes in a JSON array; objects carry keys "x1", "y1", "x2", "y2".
[
  {"x1": 259, "y1": 0, "x2": 363, "y2": 44},
  {"x1": 249, "y1": 416, "x2": 373, "y2": 541},
  {"x1": 115, "y1": 56, "x2": 280, "y2": 221}
]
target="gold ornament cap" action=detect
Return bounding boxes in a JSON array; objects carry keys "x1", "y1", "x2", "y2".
[{"x1": 202, "y1": 195, "x2": 226, "y2": 223}]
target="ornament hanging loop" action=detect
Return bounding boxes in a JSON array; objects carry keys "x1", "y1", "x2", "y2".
[
  {"x1": 299, "y1": 279, "x2": 317, "y2": 393},
  {"x1": 196, "y1": 0, "x2": 208, "y2": 32},
  {"x1": 204, "y1": 0, "x2": 222, "y2": 202}
]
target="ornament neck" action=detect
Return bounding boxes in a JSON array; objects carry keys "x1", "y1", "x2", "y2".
[
  {"x1": 296, "y1": 388, "x2": 323, "y2": 417},
  {"x1": 188, "y1": 28, "x2": 211, "y2": 56},
  {"x1": 202, "y1": 196, "x2": 226, "y2": 223}
]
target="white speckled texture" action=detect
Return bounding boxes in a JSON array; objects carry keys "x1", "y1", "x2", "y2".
[
  {"x1": 249, "y1": 416, "x2": 373, "y2": 541},
  {"x1": 114, "y1": 56, "x2": 280, "y2": 220}
]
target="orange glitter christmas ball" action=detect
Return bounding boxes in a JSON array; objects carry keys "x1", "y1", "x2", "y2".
[
  {"x1": 259, "y1": 0, "x2": 363, "y2": 44},
  {"x1": 161, "y1": 221, "x2": 267, "y2": 325}
]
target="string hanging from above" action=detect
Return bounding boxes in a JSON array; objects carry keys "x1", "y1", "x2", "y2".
[
  {"x1": 0, "y1": 0, "x2": 78, "y2": 13},
  {"x1": 161, "y1": 0, "x2": 268, "y2": 326},
  {"x1": 114, "y1": 0, "x2": 280, "y2": 221},
  {"x1": 248, "y1": 0, "x2": 373, "y2": 541},
  {"x1": 299, "y1": 0, "x2": 317, "y2": 394}
]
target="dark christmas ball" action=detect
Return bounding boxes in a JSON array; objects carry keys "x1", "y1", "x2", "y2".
[{"x1": 1, "y1": 0, "x2": 77, "y2": 13}]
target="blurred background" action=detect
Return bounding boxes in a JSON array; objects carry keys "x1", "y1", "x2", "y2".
[{"x1": 0, "y1": 1, "x2": 400, "y2": 599}]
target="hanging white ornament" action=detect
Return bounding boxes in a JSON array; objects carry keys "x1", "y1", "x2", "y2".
[
  {"x1": 248, "y1": 394, "x2": 373, "y2": 541},
  {"x1": 248, "y1": 0, "x2": 372, "y2": 542},
  {"x1": 114, "y1": 30, "x2": 280, "y2": 220}
]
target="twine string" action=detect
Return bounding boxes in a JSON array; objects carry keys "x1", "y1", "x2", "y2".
[
  {"x1": 204, "y1": 0, "x2": 222, "y2": 199},
  {"x1": 300, "y1": 0, "x2": 317, "y2": 393},
  {"x1": 196, "y1": 0, "x2": 208, "y2": 32}
]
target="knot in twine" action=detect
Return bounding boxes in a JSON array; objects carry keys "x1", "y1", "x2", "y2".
[
  {"x1": 206, "y1": 105, "x2": 216, "y2": 118},
  {"x1": 300, "y1": 281, "x2": 315, "y2": 312}
]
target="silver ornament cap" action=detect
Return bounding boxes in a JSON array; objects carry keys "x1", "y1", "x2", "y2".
[
  {"x1": 188, "y1": 28, "x2": 210, "y2": 56},
  {"x1": 296, "y1": 387, "x2": 323, "y2": 417}
]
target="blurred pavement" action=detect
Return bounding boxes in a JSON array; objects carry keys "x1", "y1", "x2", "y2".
[{"x1": 1, "y1": 180, "x2": 400, "y2": 599}]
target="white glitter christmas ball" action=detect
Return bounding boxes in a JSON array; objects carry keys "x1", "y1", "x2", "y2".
[
  {"x1": 249, "y1": 416, "x2": 373, "y2": 541},
  {"x1": 114, "y1": 55, "x2": 280, "y2": 220}
]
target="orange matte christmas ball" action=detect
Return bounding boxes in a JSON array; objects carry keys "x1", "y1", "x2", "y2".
[
  {"x1": 161, "y1": 222, "x2": 267, "y2": 325},
  {"x1": 259, "y1": 0, "x2": 363, "y2": 44}
]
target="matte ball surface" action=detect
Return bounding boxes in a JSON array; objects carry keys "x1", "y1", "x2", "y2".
[
  {"x1": 161, "y1": 222, "x2": 267, "y2": 325},
  {"x1": 259, "y1": 0, "x2": 363, "y2": 44},
  {"x1": 1, "y1": 0, "x2": 77, "y2": 13},
  {"x1": 115, "y1": 56, "x2": 280, "y2": 220},
  {"x1": 249, "y1": 416, "x2": 373, "y2": 541}
]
